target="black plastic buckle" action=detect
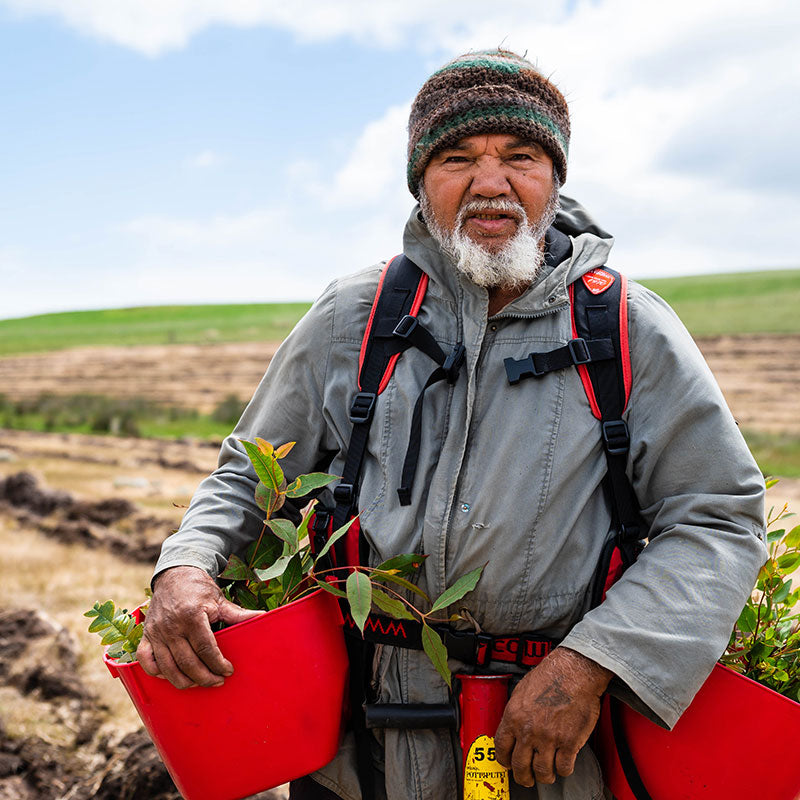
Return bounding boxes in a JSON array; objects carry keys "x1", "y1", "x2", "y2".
[
  {"x1": 619, "y1": 522, "x2": 641, "y2": 541},
  {"x1": 568, "y1": 338, "x2": 591, "y2": 366},
  {"x1": 602, "y1": 419, "x2": 630, "y2": 456},
  {"x1": 443, "y1": 344, "x2": 466, "y2": 384},
  {"x1": 504, "y1": 354, "x2": 543, "y2": 385},
  {"x1": 349, "y1": 391, "x2": 376, "y2": 424},
  {"x1": 333, "y1": 483, "x2": 355, "y2": 505},
  {"x1": 441, "y1": 628, "x2": 476, "y2": 664},
  {"x1": 312, "y1": 508, "x2": 331, "y2": 532},
  {"x1": 393, "y1": 314, "x2": 418, "y2": 339}
]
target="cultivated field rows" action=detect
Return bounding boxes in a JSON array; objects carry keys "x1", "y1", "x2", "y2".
[{"x1": 0, "y1": 334, "x2": 798, "y2": 433}]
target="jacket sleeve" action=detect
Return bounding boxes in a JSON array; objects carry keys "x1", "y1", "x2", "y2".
[
  {"x1": 560, "y1": 284, "x2": 767, "y2": 728},
  {"x1": 152, "y1": 280, "x2": 340, "y2": 582}
]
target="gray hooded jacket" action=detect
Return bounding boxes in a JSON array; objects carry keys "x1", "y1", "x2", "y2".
[{"x1": 155, "y1": 197, "x2": 766, "y2": 800}]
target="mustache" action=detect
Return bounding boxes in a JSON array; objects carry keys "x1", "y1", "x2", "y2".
[{"x1": 456, "y1": 198, "x2": 527, "y2": 224}]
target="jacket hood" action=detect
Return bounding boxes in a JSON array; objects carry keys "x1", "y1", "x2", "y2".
[{"x1": 403, "y1": 193, "x2": 615, "y2": 314}]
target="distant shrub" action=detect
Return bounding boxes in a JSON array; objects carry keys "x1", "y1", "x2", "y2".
[{"x1": 212, "y1": 394, "x2": 246, "y2": 425}]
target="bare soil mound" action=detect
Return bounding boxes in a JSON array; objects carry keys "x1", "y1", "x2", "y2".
[{"x1": 0, "y1": 472, "x2": 164, "y2": 564}]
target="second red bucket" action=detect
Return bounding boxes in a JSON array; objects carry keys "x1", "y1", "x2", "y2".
[
  {"x1": 595, "y1": 663, "x2": 800, "y2": 800},
  {"x1": 105, "y1": 588, "x2": 349, "y2": 800}
]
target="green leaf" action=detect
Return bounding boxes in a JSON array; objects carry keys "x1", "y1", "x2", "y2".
[
  {"x1": 286, "y1": 473, "x2": 339, "y2": 499},
  {"x1": 254, "y1": 482, "x2": 274, "y2": 513},
  {"x1": 346, "y1": 571, "x2": 372, "y2": 634},
  {"x1": 375, "y1": 553, "x2": 427, "y2": 576},
  {"x1": 785, "y1": 525, "x2": 800, "y2": 549},
  {"x1": 767, "y1": 529, "x2": 786, "y2": 544},
  {"x1": 371, "y1": 587, "x2": 415, "y2": 620},
  {"x1": 99, "y1": 627, "x2": 123, "y2": 645},
  {"x1": 777, "y1": 553, "x2": 800, "y2": 572},
  {"x1": 268, "y1": 518, "x2": 299, "y2": 554},
  {"x1": 315, "y1": 579, "x2": 347, "y2": 598},
  {"x1": 87, "y1": 616, "x2": 108, "y2": 634},
  {"x1": 99, "y1": 600, "x2": 115, "y2": 620},
  {"x1": 234, "y1": 585, "x2": 260, "y2": 610},
  {"x1": 246, "y1": 534, "x2": 283, "y2": 570},
  {"x1": 240, "y1": 439, "x2": 285, "y2": 492},
  {"x1": 254, "y1": 554, "x2": 293, "y2": 582},
  {"x1": 737, "y1": 604, "x2": 758, "y2": 634},
  {"x1": 316, "y1": 516, "x2": 358, "y2": 562},
  {"x1": 219, "y1": 554, "x2": 256, "y2": 582},
  {"x1": 765, "y1": 477, "x2": 779, "y2": 489},
  {"x1": 774, "y1": 580, "x2": 793, "y2": 605},
  {"x1": 372, "y1": 571, "x2": 430, "y2": 603},
  {"x1": 429, "y1": 565, "x2": 485, "y2": 613},
  {"x1": 281, "y1": 553, "x2": 304, "y2": 597},
  {"x1": 421, "y1": 623, "x2": 451, "y2": 688}
]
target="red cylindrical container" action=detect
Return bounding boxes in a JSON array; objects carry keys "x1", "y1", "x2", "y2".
[
  {"x1": 595, "y1": 663, "x2": 800, "y2": 800},
  {"x1": 105, "y1": 589, "x2": 348, "y2": 800},
  {"x1": 458, "y1": 673, "x2": 511, "y2": 799}
]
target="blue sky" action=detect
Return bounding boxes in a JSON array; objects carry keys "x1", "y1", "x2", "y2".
[{"x1": 1, "y1": 0, "x2": 798, "y2": 319}]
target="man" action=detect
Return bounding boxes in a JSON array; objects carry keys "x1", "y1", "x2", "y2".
[{"x1": 140, "y1": 50, "x2": 767, "y2": 799}]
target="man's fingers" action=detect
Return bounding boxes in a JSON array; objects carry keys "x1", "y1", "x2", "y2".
[
  {"x1": 493, "y1": 719, "x2": 514, "y2": 768},
  {"x1": 509, "y1": 740, "x2": 536, "y2": 788},
  {"x1": 554, "y1": 747, "x2": 578, "y2": 778},
  {"x1": 215, "y1": 601, "x2": 265, "y2": 627},
  {"x1": 169, "y1": 636, "x2": 226, "y2": 688},
  {"x1": 532, "y1": 746, "x2": 557, "y2": 785},
  {"x1": 149, "y1": 637, "x2": 196, "y2": 689},
  {"x1": 135, "y1": 635, "x2": 161, "y2": 678}
]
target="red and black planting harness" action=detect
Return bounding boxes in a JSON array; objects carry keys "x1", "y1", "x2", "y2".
[{"x1": 309, "y1": 251, "x2": 647, "y2": 799}]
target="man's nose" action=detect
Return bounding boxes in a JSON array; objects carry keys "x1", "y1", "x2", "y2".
[{"x1": 469, "y1": 157, "x2": 512, "y2": 198}]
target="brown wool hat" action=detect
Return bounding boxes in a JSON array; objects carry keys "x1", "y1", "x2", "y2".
[{"x1": 407, "y1": 49, "x2": 570, "y2": 198}]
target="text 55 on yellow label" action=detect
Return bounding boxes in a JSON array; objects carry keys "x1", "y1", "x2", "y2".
[{"x1": 463, "y1": 734, "x2": 509, "y2": 800}]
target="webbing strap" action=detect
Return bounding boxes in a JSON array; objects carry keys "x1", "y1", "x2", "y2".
[
  {"x1": 504, "y1": 337, "x2": 615, "y2": 385},
  {"x1": 610, "y1": 697, "x2": 653, "y2": 800},
  {"x1": 573, "y1": 278, "x2": 644, "y2": 556},
  {"x1": 398, "y1": 342, "x2": 465, "y2": 505},
  {"x1": 332, "y1": 257, "x2": 423, "y2": 533},
  {"x1": 342, "y1": 612, "x2": 555, "y2": 668}
]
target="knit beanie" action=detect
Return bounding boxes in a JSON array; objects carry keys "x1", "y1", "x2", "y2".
[{"x1": 407, "y1": 49, "x2": 570, "y2": 198}]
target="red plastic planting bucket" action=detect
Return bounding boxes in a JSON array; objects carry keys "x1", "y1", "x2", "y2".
[
  {"x1": 105, "y1": 589, "x2": 348, "y2": 800},
  {"x1": 595, "y1": 663, "x2": 800, "y2": 800}
]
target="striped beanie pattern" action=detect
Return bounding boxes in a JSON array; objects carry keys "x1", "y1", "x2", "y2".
[{"x1": 407, "y1": 50, "x2": 570, "y2": 198}]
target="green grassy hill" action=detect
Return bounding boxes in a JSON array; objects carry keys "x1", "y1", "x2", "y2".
[
  {"x1": 0, "y1": 269, "x2": 797, "y2": 356},
  {"x1": 640, "y1": 269, "x2": 800, "y2": 337},
  {"x1": 0, "y1": 303, "x2": 312, "y2": 356}
]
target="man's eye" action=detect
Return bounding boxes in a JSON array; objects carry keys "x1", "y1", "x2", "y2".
[
  {"x1": 509, "y1": 153, "x2": 534, "y2": 162},
  {"x1": 443, "y1": 155, "x2": 469, "y2": 163}
]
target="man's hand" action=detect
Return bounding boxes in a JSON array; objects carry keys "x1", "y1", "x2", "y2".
[
  {"x1": 494, "y1": 647, "x2": 612, "y2": 787},
  {"x1": 137, "y1": 565, "x2": 264, "y2": 689}
]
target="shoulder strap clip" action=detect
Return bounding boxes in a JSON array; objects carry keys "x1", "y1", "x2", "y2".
[{"x1": 349, "y1": 392, "x2": 377, "y2": 424}]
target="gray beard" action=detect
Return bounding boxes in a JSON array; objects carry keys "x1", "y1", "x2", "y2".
[{"x1": 419, "y1": 188, "x2": 560, "y2": 291}]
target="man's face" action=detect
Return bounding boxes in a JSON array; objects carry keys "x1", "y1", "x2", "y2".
[{"x1": 421, "y1": 133, "x2": 555, "y2": 253}]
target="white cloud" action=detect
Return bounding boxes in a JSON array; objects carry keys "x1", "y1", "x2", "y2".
[{"x1": 185, "y1": 150, "x2": 224, "y2": 169}]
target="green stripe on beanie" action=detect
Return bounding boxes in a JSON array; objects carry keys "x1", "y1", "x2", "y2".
[{"x1": 407, "y1": 49, "x2": 570, "y2": 198}]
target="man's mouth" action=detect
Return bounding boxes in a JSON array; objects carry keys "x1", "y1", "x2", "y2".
[
  {"x1": 464, "y1": 211, "x2": 519, "y2": 236},
  {"x1": 471, "y1": 212, "x2": 514, "y2": 220}
]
